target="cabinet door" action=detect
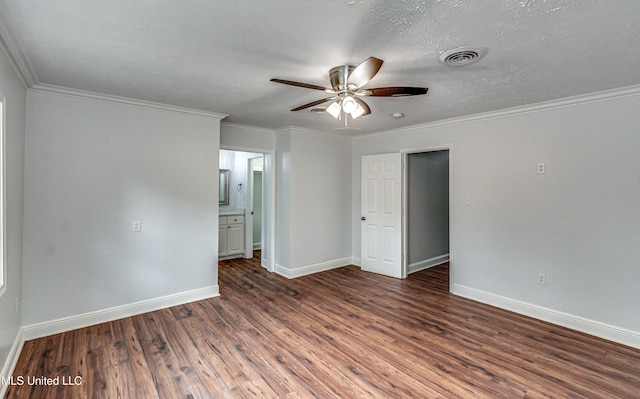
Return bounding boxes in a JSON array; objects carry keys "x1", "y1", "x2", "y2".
[
  {"x1": 227, "y1": 223, "x2": 245, "y2": 255},
  {"x1": 218, "y1": 225, "x2": 227, "y2": 256}
]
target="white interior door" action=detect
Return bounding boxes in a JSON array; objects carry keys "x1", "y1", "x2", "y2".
[{"x1": 361, "y1": 153, "x2": 403, "y2": 278}]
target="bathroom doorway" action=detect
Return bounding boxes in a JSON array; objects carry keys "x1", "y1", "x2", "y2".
[{"x1": 219, "y1": 148, "x2": 275, "y2": 271}]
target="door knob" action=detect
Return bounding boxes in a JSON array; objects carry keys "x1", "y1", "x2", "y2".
[{"x1": 361, "y1": 216, "x2": 366, "y2": 221}]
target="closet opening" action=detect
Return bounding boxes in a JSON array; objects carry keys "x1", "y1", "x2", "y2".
[{"x1": 404, "y1": 148, "x2": 451, "y2": 288}]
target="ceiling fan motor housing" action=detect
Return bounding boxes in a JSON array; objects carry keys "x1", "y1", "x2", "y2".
[{"x1": 329, "y1": 65, "x2": 356, "y2": 92}]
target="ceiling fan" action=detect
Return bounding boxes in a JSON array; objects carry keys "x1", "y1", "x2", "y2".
[{"x1": 270, "y1": 57, "x2": 428, "y2": 121}]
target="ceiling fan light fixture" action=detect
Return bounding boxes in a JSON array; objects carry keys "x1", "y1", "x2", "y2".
[
  {"x1": 326, "y1": 101, "x2": 342, "y2": 119},
  {"x1": 342, "y1": 96, "x2": 357, "y2": 114},
  {"x1": 351, "y1": 103, "x2": 366, "y2": 119}
]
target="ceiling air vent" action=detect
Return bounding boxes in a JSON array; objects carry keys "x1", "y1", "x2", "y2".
[{"x1": 439, "y1": 46, "x2": 486, "y2": 66}]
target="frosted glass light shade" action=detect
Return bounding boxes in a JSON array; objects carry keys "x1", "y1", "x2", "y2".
[
  {"x1": 342, "y1": 96, "x2": 357, "y2": 113},
  {"x1": 326, "y1": 101, "x2": 342, "y2": 119}
]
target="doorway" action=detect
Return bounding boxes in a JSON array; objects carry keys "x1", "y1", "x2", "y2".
[
  {"x1": 246, "y1": 156, "x2": 263, "y2": 254},
  {"x1": 252, "y1": 170, "x2": 263, "y2": 250},
  {"x1": 403, "y1": 146, "x2": 451, "y2": 286},
  {"x1": 219, "y1": 148, "x2": 275, "y2": 271}
]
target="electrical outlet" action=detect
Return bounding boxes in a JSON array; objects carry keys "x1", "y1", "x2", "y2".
[
  {"x1": 537, "y1": 273, "x2": 547, "y2": 285},
  {"x1": 132, "y1": 221, "x2": 142, "y2": 232},
  {"x1": 15, "y1": 297, "x2": 19, "y2": 314},
  {"x1": 536, "y1": 163, "x2": 546, "y2": 174}
]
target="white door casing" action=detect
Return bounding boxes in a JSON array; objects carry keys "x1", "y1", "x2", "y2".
[
  {"x1": 361, "y1": 153, "x2": 403, "y2": 278},
  {"x1": 245, "y1": 156, "x2": 264, "y2": 259},
  {"x1": 245, "y1": 157, "x2": 255, "y2": 259}
]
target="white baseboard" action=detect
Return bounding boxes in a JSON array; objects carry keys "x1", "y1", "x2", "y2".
[
  {"x1": 453, "y1": 284, "x2": 640, "y2": 349},
  {"x1": 22, "y1": 285, "x2": 219, "y2": 341},
  {"x1": 275, "y1": 257, "x2": 352, "y2": 279},
  {"x1": 0, "y1": 329, "x2": 25, "y2": 398},
  {"x1": 219, "y1": 253, "x2": 243, "y2": 261},
  {"x1": 408, "y1": 254, "x2": 449, "y2": 274},
  {"x1": 1, "y1": 286, "x2": 219, "y2": 396}
]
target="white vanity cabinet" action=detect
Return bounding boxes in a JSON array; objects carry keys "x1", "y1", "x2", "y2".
[{"x1": 219, "y1": 214, "x2": 245, "y2": 259}]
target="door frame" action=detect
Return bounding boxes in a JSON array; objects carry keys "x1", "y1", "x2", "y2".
[
  {"x1": 401, "y1": 144, "x2": 454, "y2": 287},
  {"x1": 245, "y1": 156, "x2": 262, "y2": 258},
  {"x1": 220, "y1": 145, "x2": 276, "y2": 273}
]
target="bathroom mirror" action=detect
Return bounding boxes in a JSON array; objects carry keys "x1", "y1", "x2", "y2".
[{"x1": 219, "y1": 169, "x2": 230, "y2": 205}]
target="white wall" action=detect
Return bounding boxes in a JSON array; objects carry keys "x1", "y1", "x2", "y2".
[
  {"x1": 220, "y1": 123, "x2": 276, "y2": 151},
  {"x1": 275, "y1": 131, "x2": 291, "y2": 269},
  {"x1": 275, "y1": 128, "x2": 352, "y2": 277},
  {"x1": 221, "y1": 123, "x2": 352, "y2": 276},
  {"x1": 0, "y1": 47, "x2": 26, "y2": 381},
  {"x1": 352, "y1": 88, "x2": 640, "y2": 338},
  {"x1": 22, "y1": 89, "x2": 223, "y2": 325}
]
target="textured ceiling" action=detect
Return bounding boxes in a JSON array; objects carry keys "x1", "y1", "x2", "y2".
[{"x1": 2, "y1": 0, "x2": 640, "y2": 136}]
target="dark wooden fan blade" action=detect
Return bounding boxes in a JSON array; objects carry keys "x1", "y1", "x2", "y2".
[
  {"x1": 290, "y1": 97, "x2": 335, "y2": 111},
  {"x1": 361, "y1": 86, "x2": 428, "y2": 97},
  {"x1": 346, "y1": 57, "x2": 383, "y2": 89},
  {"x1": 270, "y1": 78, "x2": 328, "y2": 91}
]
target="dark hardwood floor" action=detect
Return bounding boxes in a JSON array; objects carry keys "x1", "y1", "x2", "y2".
[{"x1": 5, "y1": 253, "x2": 640, "y2": 398}]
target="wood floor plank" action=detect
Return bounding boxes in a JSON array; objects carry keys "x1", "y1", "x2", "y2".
[
  {"x1": 132, "y1": 310, "x2": 202, "y2": 398},
  {"x1": 6, "y1": 253, "x2": 640, "y2": 398},
  {"x1": 107, "y1": 318, "x2": 160, "y2": 399},
  {"x1": 52, "y1": 329, "x2": 88, "y2": 399}
]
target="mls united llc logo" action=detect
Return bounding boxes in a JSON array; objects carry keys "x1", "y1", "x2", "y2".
[{"x1": 1, "y1": 375, "x2": 83, "y2": 386}]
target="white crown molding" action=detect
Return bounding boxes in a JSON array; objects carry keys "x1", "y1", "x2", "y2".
[
  {"x1": 30, "y1": 83, "x2": 229, "y2": 120},
  {"x1": 221, "y1": 121, "x2": 277, "y2": 135},
  {"x1": 0, "y1": 10, "x2": 38, "y2": 87},
  {"x1": 355, "y1": 83, "x2": 640, "y2": 140},
  {"x1": 275, "y1": 125, "x2": 353, "y2": 140}
]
